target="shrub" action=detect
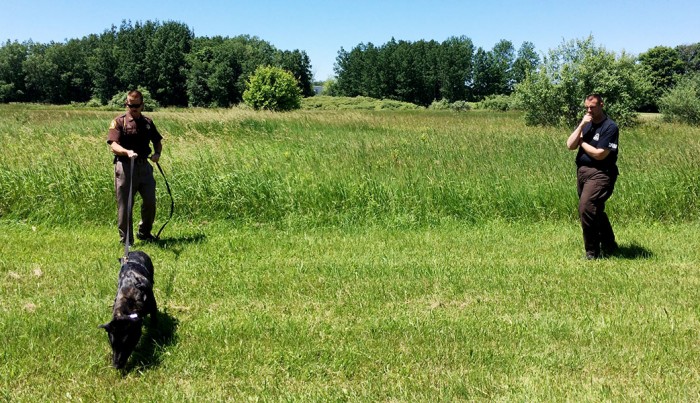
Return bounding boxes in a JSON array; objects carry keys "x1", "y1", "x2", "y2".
[
  {"x1": 301, "y1": 95, "x2": 421, "y2": 110},
  {"x1": 449, "y1": 100, "x2": 471, "y2": 112},
  {"x1": 478, "y1": 95, "x2": 514, "y2": 111},
  {"x1": 429, "y1": 99, "x2": 450, "y2": 110},
  {"x1": 515, "y1": 36, "x2": 650, "y2": 127},
  {"x1": 429, "y1": 99, "x2": 470, "y2": 112},
  {"x1": 107, "y1": 87, "x2": 159, "y2": 111},
  {"x1": 84, "y1": 97, "x2": 103, "y2": 108},
  {"x1": 243, "y1": 66, "x2": 301, "y2": 111},
  {"x1": 321, "y1": 78, "x2": 339, "y2": 96},
  {"x1": 659, "y1": 74, "x2": 700, "y2": 125}
]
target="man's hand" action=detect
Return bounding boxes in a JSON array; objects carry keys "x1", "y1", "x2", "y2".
[
  {"x1": 127, "y1": 150, "x2": 138, "y2": 159},
  {"x1": 150, "y1": 153, "x2": 160, "y2": 163},
  {"x1": 580, "y1": 113, "x2": 592, "y2": 127}
]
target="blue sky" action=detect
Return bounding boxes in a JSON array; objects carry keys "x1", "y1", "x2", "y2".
[{"x1": 2, "y1": 0, "x2": 699, "y2": 80}]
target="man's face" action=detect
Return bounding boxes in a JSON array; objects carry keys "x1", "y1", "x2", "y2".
[
  {"x1": 584, "y1": 98, "x2": 603, "y2": 120},
  {"x1": 126, "y1": 95, "x2": 143, "y2": 118}
]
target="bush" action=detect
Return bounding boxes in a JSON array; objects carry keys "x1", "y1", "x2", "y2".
[
  {"x1": 429, "y1": 99, "x2": 450, "y2": 110},
  {"x1": 107, "y1": 87, "x2": 159, "y2": 111},
  {"x1": 515, "y1": 36, "x2": 650, "y2": 127},
  {"x1": 428, "y1": 99, "x2": 471, "y2": 112},
  {"x1": 301, "y1": 95, "x2": 421, "y2": 110},
  {"x1": 321, "y1": 78, "x2": 339, "y2": 96},
  {"x1": 659, "y1": 74, "x2": 700, "y2": 125},
  {"x1": 478, "y1": 95, "x2": 515, "y2": 111},
  {"x1": 243, "y1": 66, "x2": 301, "y2": 111}
]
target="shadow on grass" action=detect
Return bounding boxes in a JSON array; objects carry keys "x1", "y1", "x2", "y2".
[
  {"x1": 609, "y1": 242, "x2": 653, "y2": 259},
  {"x1": 149, "y1": 233, "x2": 207, "y2": 248},
  {"x1": 139, "y1": 232, "x2": 207, "y2": 261},
  {"x1": 127, "y1": 309, "x2": 179, "y2": 373}
]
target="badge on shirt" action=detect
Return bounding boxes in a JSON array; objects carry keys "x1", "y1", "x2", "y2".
[{"x1": 593, "y1": 132, "x2": 600, "y2": 141}]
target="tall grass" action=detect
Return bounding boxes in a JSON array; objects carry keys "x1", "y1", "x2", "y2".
[{"x1": 0, "y1": 105, "x2": 698, "y2": 228}]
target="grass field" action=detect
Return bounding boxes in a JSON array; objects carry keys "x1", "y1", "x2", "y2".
[{"x1": 1, "y1": 105, "x2": 699, "y2": 400}]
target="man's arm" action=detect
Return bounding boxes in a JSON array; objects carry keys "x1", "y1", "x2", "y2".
[
  {"x1": 150, "y1": 141, "x2": 162, "y2": 162},
  {"x1": 579, "y1": 142, "x2": 611, "y2": 160},
  {"x1": 567, "y1": 114, "x2": 592, "y2": 150},
  {"x1": 109, "y1": 141, "x2": 138, "y2": 159},
  {"x1": 566, "y1": 126, "x2": 583, "y2": 150}
]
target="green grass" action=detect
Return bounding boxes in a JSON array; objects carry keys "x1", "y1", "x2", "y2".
[
  {"x1": 2, "y1": 220, "x2": 699, "y2": 400},
  {"x1": 1, "y1": 105, "x2": 700, "y2": 400}
]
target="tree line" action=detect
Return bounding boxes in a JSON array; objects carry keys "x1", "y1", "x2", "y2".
[
  {"x1": 0, "y1": 20, "x2": 313, "y2": 107},
  {"x1": 331, "y1": 37, "x2": 539, "y2": 106},
  {"x1": 331, "y1": 36, "x2": 700, "y2": 114},
  {"x1": 1, "y1": 20, "x2": 699, "y2": 117}
]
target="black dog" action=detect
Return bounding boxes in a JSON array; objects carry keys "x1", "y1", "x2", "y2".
[{"x1": 100, "y1": 250, "x2": 157, "y2": 369}]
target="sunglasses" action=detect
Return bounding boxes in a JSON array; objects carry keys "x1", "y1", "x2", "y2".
[{"x1": 126, "y1": 103, "x2": 142, "y2": 108}]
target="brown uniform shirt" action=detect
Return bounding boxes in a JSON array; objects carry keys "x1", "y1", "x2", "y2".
[{"x1": 107, "y1": 112, "x2": 163, "y2": 162}]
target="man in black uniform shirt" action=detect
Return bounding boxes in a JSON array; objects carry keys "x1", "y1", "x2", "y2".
[{"x1": 566, "y1": 94, "x2": 619, "y2": 260}]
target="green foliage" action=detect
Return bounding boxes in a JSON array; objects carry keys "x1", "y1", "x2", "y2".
[
  {"x1": 638, "y1": 46, "x2": 686, "y2": 111},
  {"x1": 516, "y1": 36, "x2": 650, "y2": 127},
  {"x1": 186, "y1": 36, "x2": 266, "y2": 107},
  {"x1": 145, "y1": 21, "x2": 193, "y2": 106},
  {"x1": 302, "y1": 95, "x2": 421, "y2": 110},
  {"x1": 0, "y1": 21, "x2": 312, "y2": 107},
  {"x1": 275, "y1": 49, "x2": 314, "y2": 97},
  {"x1": 676, "y1": 42, "x2": 700, "y2": 74},
  {"x1": 428, "y1": 98, "x2": 471, "y2": 111},
  {"x1": 477, "y1": 94, "x2": 518, "y2": 111},
  {"x1": 107, "y1": 87, "x2": 160, "y2": 111},
  {"x1": 335, "y1": 36, "x2": 477, "y2": 106},
  {"x1": 243, "y1": 66, "x2": 302, "y2": 111},
  {"x1": 321, "y1": 78, "x2": 339, "y2": 96},
  {"x1": 21, "y1": 39, "x2": 93, "y2": 104},
  {"x1": 0, "y1": 40, "x2": 28, "y2": 102},
  {"x1": 429, "y1": 99, "x2": 450, "y2": 110},
  {"x1": 659, "y1": 74, "x2": 700, "y2": 125},
  {"x1": 512, "y1": 41, "x2": 540, "y2": 85}
]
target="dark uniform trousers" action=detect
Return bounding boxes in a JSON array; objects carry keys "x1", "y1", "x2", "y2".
[
  {"x1": 115, "y1": 159, "x2": 156, "y2": 243},
  {"x1": 577, "y1": 165, "x2": 617, "y2": 254}
]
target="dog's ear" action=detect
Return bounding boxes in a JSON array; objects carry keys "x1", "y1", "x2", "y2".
[{"x1": 99, "y1": 322, "x2": 112, "y2": 331}]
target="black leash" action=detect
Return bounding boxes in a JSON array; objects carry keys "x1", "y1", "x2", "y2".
[
  {"x1": 123, "y1": 157, "x2": 135, "y2": 262},
  {"x1": 154, "y1": 161, "x2": 174, "y2": 240}
]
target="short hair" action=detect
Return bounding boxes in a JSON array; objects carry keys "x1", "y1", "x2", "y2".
[
  {"x1": 585, "y1": 93, "x2": 604, "y2": 104},
  {"x1": 127, "y1": 90, "x2": 143, "y2": 101}
]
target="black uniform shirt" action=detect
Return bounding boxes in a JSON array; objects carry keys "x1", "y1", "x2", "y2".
[{"x1": 576, "y1": 116, "x2": 619, "y2": 172}]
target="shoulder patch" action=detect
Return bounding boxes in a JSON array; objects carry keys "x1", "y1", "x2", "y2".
[{"x1": 109, "y1": 119, "x2": 118, "y2": 130}]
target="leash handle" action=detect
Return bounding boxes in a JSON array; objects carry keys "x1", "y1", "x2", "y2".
[
  {"x1": 154, "y1": 161, "x2": 174, "y2": 240},
  {"x1": 123, "y1": 157, "x2": 135, "y2": 260}
]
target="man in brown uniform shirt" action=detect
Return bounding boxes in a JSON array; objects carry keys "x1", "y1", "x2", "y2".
[{"x1": 107, "y1": 90, "x2": 163, "y2": 244}]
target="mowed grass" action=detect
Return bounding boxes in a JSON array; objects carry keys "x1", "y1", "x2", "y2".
[
  {"x1": 2, "y1": 221, "x2": 700, "y2": 400},
  {"x1": 1, "y1": 105, "x2": 700, "y2": 400}
]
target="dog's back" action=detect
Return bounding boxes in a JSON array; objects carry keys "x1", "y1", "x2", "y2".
[
  {"x1": 101, "y1": 250, "x2": 157, "y2": 369},
  {"x1": 120, "y1": 250, "x2": 154, "y2": 283}
]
